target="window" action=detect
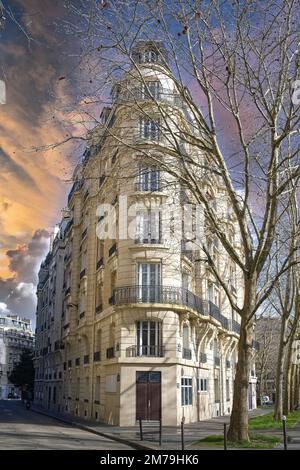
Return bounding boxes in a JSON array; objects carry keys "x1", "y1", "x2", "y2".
[
  {"x1": 95, "y1": 376, "x2": 100, "y2": 402},
  {"x1": 106, "y1": 374, "x2": 117, "y2": 393},
  {"x1": 136, "y1": 210, "x2": 162, "y2": 243},
  {"x1": 95, "y1": 281, "x2": 103, "y2": 311},
  {"x1": 136, "y1": 321, "x2": 162, "y2": 356},
  {"x1": 214, "y1": 375, "x2": 221, "y2": 403},
  {"x1": 141, "y1": 81, "x2": 161, "y2": 100},
  {"x1": 139, "y1": 50, "x2": 159, "y2": 63},
  {"x1": 79, "y1": 290, "x2": 86, "y2": 315},
  {"x1": 137, "y1": 263, "x2": 161, "y2": 302},
  {"x1": 181, "y1": 377, "x2": 192, "y2": 406},
  {"x1": 226, "y1": 379, "x2": 230, "y2": 401},
  {"x1": 139, "y1": 118, "x2": 160, "y2": 141},
  {"x1": 197, "y1": 378, "x2": 208, "y2": 392},
  {"x1": 76, "y1": 377, "x2": 80, "y2": 400},
  {"x1": 81, "y1": 250, "x2": 87, "y2": 272},
  {"x1": 137, "y1": 167, "x2": 160, "y2": 191},
  {"x1": 96, "y1": 238, "x2": 104, "y2": 261}
]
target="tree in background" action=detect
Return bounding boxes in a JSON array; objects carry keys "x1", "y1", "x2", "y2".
[{"x1": 8, "y1": 350, "x2": 35, "y2": 398}]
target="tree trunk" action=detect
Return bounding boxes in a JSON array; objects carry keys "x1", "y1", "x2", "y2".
[
  {"x1": 283, "y1": 342, "x2": 292, "y2": 416},
  {"x1": 273, "y1": 317, "x2": 287, "y2": 421},
  {"x1": 294, "y1": 365, "x2": 300, "y2": 409},
  {"x1": 227, "y1": 303, "x2": 254, "y2": 442}
]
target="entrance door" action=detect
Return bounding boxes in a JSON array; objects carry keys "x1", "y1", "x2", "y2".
[{"x1": 136, "y1": 371, "x2": 161, "y2": 421}]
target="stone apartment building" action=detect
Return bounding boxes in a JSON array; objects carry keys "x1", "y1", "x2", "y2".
[
  {"x1": 34, "y1": 41, "x2": 257, "y2": 425},
  {"x1": 0, "y1": 314, "x2": 34, "y2": 399}
]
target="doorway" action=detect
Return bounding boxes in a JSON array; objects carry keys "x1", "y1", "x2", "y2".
[{"x1": 136, "y1": 371, "x2": 161, "y2": 421}]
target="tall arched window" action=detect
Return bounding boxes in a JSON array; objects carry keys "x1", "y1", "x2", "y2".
[
  {"x1": 182, "y1": 324, "x2": 191, "y2": 359},
  {"x1": 136, "y1": 320, "x2": 162, "y2": 357}
]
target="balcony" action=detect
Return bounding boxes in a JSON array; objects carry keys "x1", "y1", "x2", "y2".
[
  {"x1": 106, "y1": 347, "x2": 115, "y2": 359},
  {"x1": 84, "y1": 354, "x2": 90, "y2": 364},
  {"x1": 134, "y1": 182, "x2": 161, "y2": 192},
  {"x1": 113, "y1": 285, "x2": 239, "y2": 333},
  {"x1": 182, "y1": 348, "x2": 192, "y2": 360},
  {"x1": 126, "y1": 345, "x2": 164, "y2": 357},
  {"x1": 93, "y1": 351, "x2": 101, "y2": 362},
  {"x1": 135, "y1": 237, "x2": 162, "y2": 245},
  {"x1": 115, "y1": 87, "x2": 184, "y2": 109}
]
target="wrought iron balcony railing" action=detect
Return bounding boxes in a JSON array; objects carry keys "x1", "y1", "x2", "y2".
[
  {"x1": 113, "y1": 285, "x2": 240, "y2": 334},
  {"x1": 126, "y1": 345, "x2": 164, "y2": 357}
]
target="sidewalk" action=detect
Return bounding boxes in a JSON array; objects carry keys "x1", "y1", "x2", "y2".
[{"x1": 30, "y1": 404, "x2": 269, "y2": 450}]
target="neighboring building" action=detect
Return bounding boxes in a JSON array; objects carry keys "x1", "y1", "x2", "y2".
[
  {"x1": 0, "y1": 314, "x2": 35, "y2": 399},
  {"x1": 34, "y1": 216, "x2": 69, "y2": 410},
  {"x1": 34, "y1": 41, "x2": 257, "y2": 425},
  {"x1": 255, "y1": 316, "x2": 281, "y2": 404}
]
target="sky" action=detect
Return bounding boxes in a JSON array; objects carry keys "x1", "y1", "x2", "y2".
[{"x1": 0, "y1": 0, "x2": 80, "y2": 324}]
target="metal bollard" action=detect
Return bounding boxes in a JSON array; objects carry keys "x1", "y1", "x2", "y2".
[
  {"x1": 159, "y1": 418, "x2": 162, "y2": 446},
  {"x1": 224, "y1": 423, "x2": 227, "y2": 450},
  {"x1": 139, "y1": 417, "x2": 143, "y2": 441},
  {"x1": 181, "y1": 417, "x2": 185, "y2": 451},
  {"x1": 282, "y1": 416, "x2": 287, "y2": 450}
]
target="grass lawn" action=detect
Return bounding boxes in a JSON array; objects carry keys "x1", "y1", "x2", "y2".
[
  {"x1": 249, "y1": 410, "x2": 300, "y2": 430},
  {"x1": 197, "y1": 433, "x2": 280, "y2": 449}
]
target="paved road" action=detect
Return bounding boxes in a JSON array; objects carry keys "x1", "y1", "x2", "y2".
[{"x1": 0, "y1": 400, "x2": 132, "y2": 450}]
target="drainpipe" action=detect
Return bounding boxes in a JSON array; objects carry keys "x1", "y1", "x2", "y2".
[{"x1": 220, "y1": 347, "x2": 225, "y2": 416}]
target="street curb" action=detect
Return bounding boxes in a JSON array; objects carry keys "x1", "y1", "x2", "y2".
[{"x1": 30, "y1": 407, "x2": 157, "y2": 451}]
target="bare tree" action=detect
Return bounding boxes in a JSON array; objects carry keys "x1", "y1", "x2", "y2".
[
  {"x1": 269, "y1": 191, "x2": 299, "y2": 420},
  {"x1": 37, "y1": 0, "x2": 300, "y2": 441}
]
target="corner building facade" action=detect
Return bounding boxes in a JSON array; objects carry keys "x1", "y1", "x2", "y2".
[{"x1": 34, "y1": 42, "x2": 257, "y2": 425}]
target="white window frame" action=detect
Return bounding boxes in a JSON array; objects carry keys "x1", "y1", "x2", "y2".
[
  {"x1": 137, "y1": 262, "x2": 161, "y2": 302},
  {"x1": 136, "y1": 209, "x2": 162, "y2": 243},
  {"x1": 197, "y1": 378, "x2": 208, "y2": 392},
  {"x1": 136, "y1": 320, "x2": 162, "y2": 356},
  {"x1": 181, "y1": 376, "x2": 193, "y2": 406},
  {"x1": 139, "y1": 118, "x2": 160, "y2": 141},
  {"x1": 137, "y1": 166, "x2": 160, "y2": 191}
]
